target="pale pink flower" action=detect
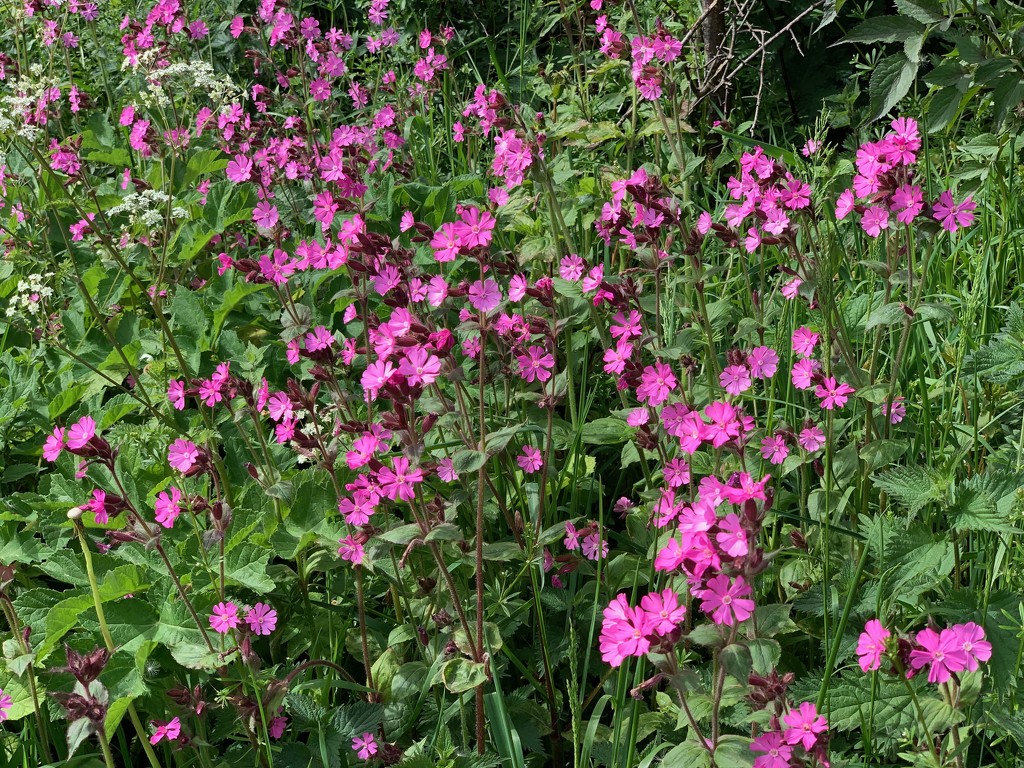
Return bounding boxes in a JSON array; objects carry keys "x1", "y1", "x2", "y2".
[
  {"x1": 720, "y1": 364, "x2": 752, "y2": 396},
  {"x1": 760, "y1": 434, "x2": 789, "y2": 465},
  {"x1": 352, "y1": 732, "x2": 378, "y2": 760},
  {"x1": 933, "y1": 191, "x2": 976, "y2": 233},
  {"x1": 168, "y1": 439, "x2": 200, "y2": 473},
  {"x1": 798, "y1": 424, "x2": 826, "y2": 451},
  {"x1": 747, "y1": 346, "x2": 779, "y2": 379},
  {"x1": 791, "y1": 326, "x2": 819, "y2": 357}
]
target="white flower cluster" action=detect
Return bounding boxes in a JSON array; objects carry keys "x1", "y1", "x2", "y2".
[
  {"x1": 4, "y1": 272, "x2": 54, "y2": 318},
  {"x1": 107, "y1": 190, "x2": 189, "y2": 230},
  {"x1": 0, "y1": 65, "x2": 63, "y2": 142},
  {"x1": 136, "y1": 58, "x2": 241, "y2": 108}
]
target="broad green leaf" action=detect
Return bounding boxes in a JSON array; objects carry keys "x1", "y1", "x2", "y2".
[
  {"x1": 440, "y1": 658, "x2": 488, "y2": 693},
  {"x1": 840, "y1": 16, "x2": 926, "y2": 45},
  {"x1": 869, "y1": 53, "x2": 919, "y2": 122}
]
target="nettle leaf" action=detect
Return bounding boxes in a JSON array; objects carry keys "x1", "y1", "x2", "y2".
[
  {"x1": 869, "y1": 53, "x2": 919, "y2": 122},
  {"x1": 872, "y1": 466, "x2": 949, "y2": 515},
  {"x1": 224, "y1": 542, "x2": 275, "y2": 593},
  {"x1": 895, "y1": 0, "x2": 945, "y2": 23},
  {"x1": 949, "y1": 488, "x2": 1017, "y2": 535},
  {"x1": 840, "y1": 16, "x2": 926, "y2": 45}
]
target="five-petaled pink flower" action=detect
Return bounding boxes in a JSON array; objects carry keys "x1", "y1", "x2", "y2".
[
  {"x1": 66, "y1": 416, "x2": 97, "y2": 450},
  {"x1": 246, "y1": 602, "x2": 278, "y2": 635},
  {"x1": 856, "y1": 619, "x2": 890, "y2": 672},
  {"x1": 338, "y1": 535, "x2": 365, "y2": 566},
  {"x1": 951, "y1": 622, "x2": 991, "y2": 672},
  {"x1": 637, "y1": 361, "x2": 677, "y2": 406},
  {"x1": 43, "y1": 426, "x2": 66, "y2": 462},
  {"x1": 210, "y1": 602, "x2": 240, "y2": 634},
  {"x1": 751, "y1": 730, "x2": 792, "y2": 768},
  {"x1": 782, "y1": 701, "x2": 828, "y2": 750},
  {"x1": 168, "y1": 439, "x2": 200, "y2": 473},
  {"x1": 599, "y1": 593, "x2": 653, "y2": 667},
  {"x1": 352, "y1": 732, "x2": 378, "y2": 760},
  {"x1": 517, "y1": 446, "x2": 543, "y2": 473},
  {"x1": 815, "y1": 377, "x2": 855, "y2": 410},
  {"x1": 909, "y1": 627, "x2": 969, "y2": 683},
  {"x1": 517, "y1": 346, "x2": 555, "y2": 383},
  {"x1": 933, "y1": 190, "x2": 976, "y2": 233},
  {"x1": 696, "y1": 574, "x2": 755, "y2": 626},
  {"x1": 0, "y1": 688, "x2": 12, "y2": 721}
]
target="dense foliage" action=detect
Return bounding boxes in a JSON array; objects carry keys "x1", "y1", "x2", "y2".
[{"x1": 2, "y1": 1, "x2": 1024, "y2": 767}]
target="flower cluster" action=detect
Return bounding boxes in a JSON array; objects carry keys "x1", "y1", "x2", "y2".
[{"x1": 857, "y1": 619, "x2": 991, "y2": 683}]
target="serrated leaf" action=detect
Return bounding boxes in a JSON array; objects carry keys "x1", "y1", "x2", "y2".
[
  {"x1": 895, "y1": 0, "x2": 944, "y2": 23},
  {"x1": 949, "y1": 488, "x2": 1017, "y2": 534},
  {"x1": 840, "y1": 16, "x2": 926, "y2": 45},
  {"x1": 869, "y1": 53, "x2": 919, "y2": 122},
  {"x1": 224, "y1": 543, "x2": 275, "y2": 593},
  {"x1": 872, "y1": 465, "x2": 949, "y2": 514}
]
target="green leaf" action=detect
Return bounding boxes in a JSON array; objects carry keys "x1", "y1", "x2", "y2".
[
  {"x1": 440, "y1": 658, "x2": 488, "y2": 693},
  {"x1": 894, "y1": 0, "x2": 944, "y2": 23},
  {"x1": 581, "y1": 417, "x2": 633, "y2": 445},
  {"x1": 872, "y1": 466, "x2": 949, "y2": 515},
  {"x1": 949, "y1": 489, "x2": 1017, "y2": 534},
  {"x1": 869, "y1": 53, "x2": 919, "y2": 122},
  {"x1": 840, "y1": 16, "x2": 926, "y2": 45},
  {"x1": 224, "y1": 543, "x2": 275, "y2": 593}
]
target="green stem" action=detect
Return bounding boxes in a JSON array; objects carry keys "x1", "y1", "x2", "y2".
[{"x1": 72, "y1": 516, "x2": 164, "y2": 768}]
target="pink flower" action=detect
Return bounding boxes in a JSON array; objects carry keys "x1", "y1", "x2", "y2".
[
  {"x1": 0, "y1": 688, "x2": 11, "y2": 721},
  {"x1": 637, "y1": 361, "x2": 677, "y2": 406},
  {"x1": 352, "y1": 732, "x2": 378, "y2": 760},
  {"x1": 857, "y1": 619, "x2": 890, "y2": 672},
  {"x1": 720, "y1": 364, "x2": 752, "y2": 396},
  {"x1": 891, "y1": 184, "x2": 923, "y2": 224},
  {"x1": 517, "y1": 446, "x2": 543, "y2": 473},
  {"x1": 751, "y1": 730, "x2": 792, "y2": 768},
  {"x1": 338, "y1": 535, "x2": 365, "y2": 565},
  {"x1": 835, "y1": 188, "x2": 855, "y2": 220},
  {"x1": 782, "y1": 701, "x2": 828, "y2": 750},
  {"x1": 861, "y1": 206, "x2": 890, "y2": 237},
  {"x1": 154, "y1": 487, "x2": 182, "y2": 528},
  {"x1": 792, "y1": 326, "x2": 819, "y2": 357},
  {"x1": 246, "y1": 602, "x2": 277, "y2": 635},
  {"x1": 398, "y1": 348, "x2": 442, "y2": 387},
  {"x1": 168, "y1": 380, "x2": 186, "y2": 410},
  {"x1": 798, "y1": 424, "x2": 826, "y2": 451},
  {"x1": 225, "y1": 155, "x2": 253, "y2": 183},
  {"x1": 150, "y1": 716, "x2": 181, "y2": 745},
  {"x1": 715, "y1": 513, "x2": 749, "y2": 557},
  {"x1": 581, "y1": 531, "x2": 608, "y2": 560},
  {"x1": 639, "y1": 589, "x2": 686, "y2": 635},
  {"x1": 747, "y1": 346, "x2": 779, "y2": 379},
  {"x1": 760, "y1": 434, "x2": 789, "y2": 465},
  {"x1": 361, "y1": 360, "x2": 396, "y2": 401},
  {"x1": 815, "y1": 377, "x2": 855, "y2": 410},
  {"x1": 933, "y1": 191, "x2": 976, "y2": 233},
  {"x1": 559, "y1": 254, "x2": 585, "y2": 281},
  {"x1": 43, "y1": 426, "x2": 66, "y2": 462},
  {"x1": 703, "y1": 401, "x2": 740, "y2": 448},
  {"x1": 376, "y1": 457, "x2": 425, "y2": 502},
  {"x1": 599, "y1": 593, "x2": 653, "y2": 667},
  {"x1": 517, "y1": 346, "x2": 555, "y2": 383},
  {"x1": 602, "y1": 339, "x2": 633, "y2": 375},
  {"x1": 909, "y1": 627, "x2": 969, "y2": 683},
  {"x1": 883, "y1": 396, "x2": 906, "y2": 424},
  {"x1": 696, "y1": 574, "x2": 755, "y2": 626},
  {"x1": 168, "y1": 439, "x2": 200, "y2": 473},
  {"x1": 252, "y1": 201, "x2": 279, "y2": 229},
  {"x1": 781, "y1": 277, "x2": 802, "y2": 300},
  {"x1": 790, "y1": 358, "x2": 820, "y2": 390},
  {"x1": 269, "y1": 716, "x2": 287, "y2": 739},
  {"x1": 951, "y1": 622, "x2": 991, "y2": 671},
  {"x1": 467, "y1": 279, "x2": 501, "y2": 313},
  {"x1": 66, "y1": 416, "x2": 96, "y2": 450},
  {"x1": 437, "y1": 458, "x2": 458, "y2": 483},
  {"x1": 210, "y1": 602, "x2": 240, "y2": 634},
  {"x1": 455, "y1": 207, "x2": 496, "y2": 248}
]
